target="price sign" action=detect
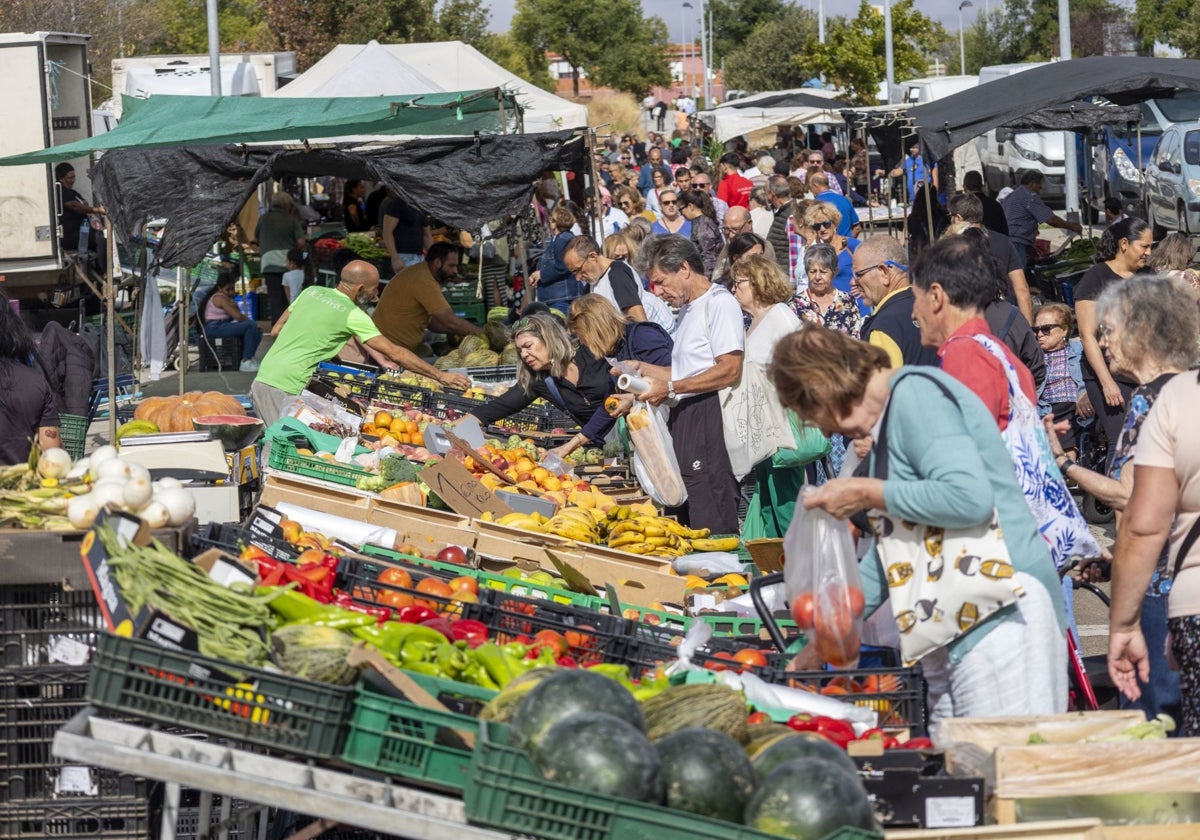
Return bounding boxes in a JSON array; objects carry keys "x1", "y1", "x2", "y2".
[{"x1": 421, "y1": 458, "x2": 514, "y2": 520}]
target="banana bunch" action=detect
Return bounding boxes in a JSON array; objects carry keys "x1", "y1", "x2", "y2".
[
  {"x1": 487, "y1": 510, "x2": 551, "y2": 532},
  {"x1": 690, "y1": 536, "x2": 741, "y2": 552},
  {"x1": 606, "y1": 515, "x2": 711, "y2": 558},
  {"x1": 541, "y1": 507, "x2": 606, "y2": 544}
]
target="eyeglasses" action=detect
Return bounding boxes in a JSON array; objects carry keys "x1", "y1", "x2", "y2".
[
  {"x1": 813, "y1": 220, "x2": 835, "y2": 230},
  {"x1": 1032, "y1": 324, "x2": 1065, "y2": 335},
  {"x1": 661, "y1": 199, "x2": 678, "y2": 206},
  {"x1": 619, "y1": 201, "x2": 633, "y2": 209},
  {"x1": 808, "y1": 158, "x2": 824, "y2": 164},
  {"x1": 693, "y1": 181, "x2": 710, "y2": 188},
  {"x1": 721, "y1": 224, "x2": 748, "y2": 236},
  {"x1": 852, "y1": 259, "x2": 908, "y2": 281}
]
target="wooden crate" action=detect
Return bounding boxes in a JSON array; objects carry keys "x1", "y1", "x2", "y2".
[{"x1": 886, "y1": 819, "x2": 1106, "y2": 839}]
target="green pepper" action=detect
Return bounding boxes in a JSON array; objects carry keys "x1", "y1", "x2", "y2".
[
  {"x1": 435, "y1": 643, "x2": 470, "y2": 678},
  {"x1": 260, "y1": 586, "x2": 328, "y2": 623},
  {"x1": 474, "y1": 642, "x2": 519, "y2": 689},
  {"x1": 292, "y1": 610, "x2": 376, "y2": 630},
  {"x1": 527, "y1": 645, "x2": 559, "y2": 671},
  {"x1": 401, "y1": 638, "x2": 441, "y2": 665},
  {"x1": 502, "y1": 641, "x2": 528, "y2": 660},
  {"x1": 353, "y1": 621, "x2": 450, "y2": 658},
  {"x1": 401, "y1": 660, "x2": 445, "y2": 677},
  {"x1": 461, "y1": 660, "x2": 500, "y2": 690}
]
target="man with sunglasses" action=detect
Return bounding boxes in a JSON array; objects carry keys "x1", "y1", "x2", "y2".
[
  {"x1": 563, "y1": 235, "x2": 675, "y2": 333},
  {"x1": 690, "y1": 169, "x2": 729, "y2": 225},
  {"x1": 851, "y1": 235, "x2": 938, "y2": 368}
]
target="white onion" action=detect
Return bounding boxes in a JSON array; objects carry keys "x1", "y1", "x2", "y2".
[
  {"x1": 156, "y1": 476, "x2": 183, "y2": 490},
  {"x1": 66, "y1": 457, "x2": 90, "y2": 481},
  {"x1": 126, "y1": 462, "x2": 151, "y2": 485},
  {"x1": 154, "y1": 487, "x2": 196, "y2": 526},
  {"x1": 90, "y1": 445, "x2": 118, "y2": 467},
  {"x1": 96, "y1": 458, "x2": 131, "y2": 483},
  {"x1": 139, "y1": 500, "x2": 170, "y2": 529},
  {"x1": 90, "y1": 482, "x2": 127, "y2": 511},
  {"x1": 37, "y1": 448, "x2": 73, "y2": 480},
  {"x1": 122, "y1": 475, "x2": 154, "y2": 511},
  {"x1": 67, "y1": 495, "x2": 100, "y2": 529}
]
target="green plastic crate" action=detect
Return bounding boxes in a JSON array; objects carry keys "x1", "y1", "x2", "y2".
[
  {"x1": 86, "y1": 633, "x2": 353, "y2": 759},
  {"x1": 405, "y1": 669, "x2": 497, "y2": 711},
  {"x1": 454, "y1": 302, "x2": 487, "y2": 325},
  {"x1": 267, "y1": 438, "x2": 372, "y2": 488},
  {"x1": 341, "y1": 683, "x2": 478, "y2": 793},
  {"x1": 58, "y1": 413, "x2": 89, "y2": 461},
  {"x1": 465, "y1": 721, "x2": 882, "y2": 840}
]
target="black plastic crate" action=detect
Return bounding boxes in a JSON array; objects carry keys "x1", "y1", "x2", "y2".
[
  {"x1": 197, "y1": 335, "x2": 242, "y2": 372},
  {"x1": 0, "y1": 584, "x2": 105, "y2": 668},
  {"x1": 86, "y1": 633, "x2": 354, "y2": 759},
  {"x1": 173, "y1": 794, "x2": 258, "y2": 840},
  {"x1": 760, "y1": 661, "x2": 927, "y2": 731},
  {"x1": 336, "y1": 555, "x2": 487, "y2": 621},
  {"x1": 478, "y1": 593, "x2": 631, "y2": 666},
  {"x1": 610, "y1": 635, "x2": 776, "y2": 680},
  {"x1": 370, "y1": 380, "x2": 435, "y2": 411},
  {"x1": 0, "y1": 668, "x2": 148, "y2": 804},
  {"x1": 0, "y1": 798, "x2": 152, "y2": 839},
  {"x1": 190, "y1": 522, "x2": 297, "y2": 562},
  {"x1": 462, "y1": 365, "x2": 517, "y2": 383}
]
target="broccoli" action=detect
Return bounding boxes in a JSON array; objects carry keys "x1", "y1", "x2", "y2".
[
  {"x1": 380, "y1": 455, "x2": 419, "y2": 485},
  {"x1": 355, "y1": 474, "x2": 387, "y2": 492}
]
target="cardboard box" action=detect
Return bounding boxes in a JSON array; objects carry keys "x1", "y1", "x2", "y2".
[
  {"x1": 260, "y1": 474, "x2": 373, "y2": 521},
  {"x1": 746, "y1": 538, "x2": 785, "y2": 574},
  {"x1": 226, "y1": 444, "x2": 260, "y2": 486},
  {"x1": 368, "y1": 499, "x2": 477, "y2": 561},
  {"x1": 567, "y1": 544, "x2": 687, "y2": 607},
  {"x1": 864, "y1": 768, "x2": 985, "y2": 829},
  {"x1": 884, "y1": 819, "x2": 1107, "y2": 839}
]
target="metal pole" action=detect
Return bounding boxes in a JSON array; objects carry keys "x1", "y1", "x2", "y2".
[
  {"x1": 681, "y1": 5, "x2": 691, "y2": 99},
  {"x1": 884, "y1": 0, "x2": 895, "y2": 104},
  {"x1": 177, "y1": 267, "x2": 186, "y2": 395},
  {"x1": 1058, "y1": 0, "x2": 1079, "y2": 220},
  {"x1": 205, "y1": 0, "x2": 222, "y2": 96},
  {"x1": 104, "y1": 218, "x2": 117, "y2": 442},
  {"x1": 958, "y1": 5, "x2": 967, "y2": 75},
  {"x1": 819, "y1": 0, "x2": 825, "y2": 43},
  {"x1": 699, "y1": 0, "x2": 710, "y2": 106}
]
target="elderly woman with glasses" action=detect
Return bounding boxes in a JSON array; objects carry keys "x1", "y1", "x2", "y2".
[
  {"x1": 792, "y1": 243, "x2": 863, "y2": 337},
  {"x1": 1032, "y1": 302, "x2": 1085, "y2": 457},
  {"x1": 677, "y1": 189, "x2": 724, "y2": 278},
  {"x1": 805, "y1": 201, "x2": 860, "y2": 305},
  {"x1": 467, "y1": 311, "x2": 617, "y2": 460}
]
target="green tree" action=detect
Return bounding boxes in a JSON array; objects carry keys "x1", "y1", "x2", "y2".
[
  {"x1": 806, "y1": 0, "x2": 946, "y2": 105},
  {"x1": 705, "y1": 0, "x2": 786, "y2": 66},
  {"x1": 263, "y1": 0, "x2": 440, "y2": 70},
  {"x1": 435, "y1": 0, "x2": 491, "y2": 48},
  {"x1": 1134, "y1": 0, "x2": 1198, "y2": 53},
  {"x1": 133, "y1": 0, "x2": 272, "y2": 55},
  {"x1": 478, "y1": 32, "x2": 556, "y2": 92},
  {"x1": 723, "y1": 6, "x2": 819, "y2": 92},
  {"x1": 512, "y1": 0, "x2": 669, "y2": 97}
]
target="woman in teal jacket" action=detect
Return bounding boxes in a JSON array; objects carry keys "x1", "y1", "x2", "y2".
[{"x1": 770, "y1": 326, "x2": 1067, "y2": 721}]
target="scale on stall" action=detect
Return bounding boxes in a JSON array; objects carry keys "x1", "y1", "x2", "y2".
[{"x1": 118, "y1": 432, "x2": 239, "y2": 523}]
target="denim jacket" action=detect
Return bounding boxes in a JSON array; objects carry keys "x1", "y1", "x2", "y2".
[{"x1": 1036, "y1": 338, "x2": 1084, "y2": 417}]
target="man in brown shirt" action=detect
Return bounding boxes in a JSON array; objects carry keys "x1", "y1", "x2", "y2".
[{"x1": 372, "y1": 242, "x2": 481, "y2": 352}]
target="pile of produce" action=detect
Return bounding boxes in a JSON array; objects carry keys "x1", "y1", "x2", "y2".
[
  {"x1": 434, "y1": 333, "x2": 517, "y2": 370},
  {"x1": 500, "y1": 670, "x2": 881, "y2": 839},
  {"x1": 342, "y1": 232, "x2": 389, "y2": 262},
  {"x1": 467, "y1": 438, "x2": 611, "y2": 500},
  {"x1": 133, "y1": 391, "x2": 247, "y2": 433},
  {"x1": 0, "y1": 447, "x2": 89, "y2": 529}
]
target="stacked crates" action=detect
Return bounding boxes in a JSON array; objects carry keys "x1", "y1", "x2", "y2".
[{"x1": 0, "y1": 583, "x2": 153, "y2": 839}]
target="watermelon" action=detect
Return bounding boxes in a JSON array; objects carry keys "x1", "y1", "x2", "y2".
[
  {"x1": 509, "y1": 669, "x2": 644, "y2": 751},
  {"x1": 193, "y1": 414, "x2": 264, "y2": 451},
  {"x1": 656, "y1": 728, "x2": 755, "y2": 822},
  {"x1": 530, "y1": 711, "x2": 663, "y2": 803},
  {"x1": 752, "y1": 732, "x2": 860, "y2": 779},
  {"x1": 744, "y1": 757, "x2": 879, "y2": 839}
]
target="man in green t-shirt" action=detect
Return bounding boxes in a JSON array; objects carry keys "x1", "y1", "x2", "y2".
[{"x1": 251, "y1": 260, "x2": 469, "y2": 425}]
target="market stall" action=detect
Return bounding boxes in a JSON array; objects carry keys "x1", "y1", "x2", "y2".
[{"x1": 698, "y1": 88, "x2": 850, "y2": 144}]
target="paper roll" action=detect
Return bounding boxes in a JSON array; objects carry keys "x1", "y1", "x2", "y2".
[{"x1": 618, "y1": 373, "x2": 651, "y2": 394}]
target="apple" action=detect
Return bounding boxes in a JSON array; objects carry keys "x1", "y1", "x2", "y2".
[{"x1": 437, "y1": 545, "x2": 469, "y2": 565}]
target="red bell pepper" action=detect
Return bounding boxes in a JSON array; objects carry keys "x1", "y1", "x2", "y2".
[
  {"x1": 397, "y1": 605, "x2": 439, "y2": 625},
  {"x1": 419, "y1": 616, "x2": 455, "y2": 642},
  {"x1": 449, "y1": 618, "x2": 489, "y2": 646},
  {"x1": 899, "y1": 737, "x2": 934, "y2": 751},
  {"x1": 332, "y1": 591, "x2": 391, "y2": 623},
  {"x1": 556, "y1": 655, "x2": 578, "y2": 668},
  {"x1": 787, "y1": 715, "x2": 856, "y2": 749}
]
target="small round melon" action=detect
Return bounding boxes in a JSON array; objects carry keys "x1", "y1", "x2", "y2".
[
  {"x1": 656, "y1": 727, "x2": 755, "y2": 822},
  {"x1": 509, "y1": 669, "x2": 643, "y2": 751},
  {"x1": 530, "y1": 711, "x2": 663, "y2": 803}
]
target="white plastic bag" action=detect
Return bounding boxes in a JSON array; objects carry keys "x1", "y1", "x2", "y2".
[
  {"x1": 628, "y1": 404, "x2": 687, "y2": 507},
  {"x1": 783, "y1": 490, "x2": 865, "y2": 669}
]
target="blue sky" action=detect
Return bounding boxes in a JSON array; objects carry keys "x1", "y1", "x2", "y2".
[{"x1": 481, "y1": 0, "x2": 979, "y2": 41}]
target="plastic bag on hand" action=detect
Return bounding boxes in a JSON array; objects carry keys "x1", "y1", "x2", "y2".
[
  {"x1": 628, "y1": 404, "x2": 687, "y2": 507},
  {"x1": 783, "y1": 489, "x2": 865, "y2": 669}
]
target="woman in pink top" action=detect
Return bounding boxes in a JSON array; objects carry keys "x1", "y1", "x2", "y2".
[{"x1": 200, "y1": 275, "x2": 263, "y2": 372}]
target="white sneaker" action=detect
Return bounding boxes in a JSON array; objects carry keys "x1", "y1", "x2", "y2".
[{"x1": 239, "y1": 358, "x2": 260, "y2": 372}]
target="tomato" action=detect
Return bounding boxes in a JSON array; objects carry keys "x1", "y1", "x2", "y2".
[
  {"x1": 790, "y1": 593, "x2": 816, "y2": 629},
  {"x1": 731, "y1": 648, "x2": 769, "y2": 670},
  {"x1": 377, "y1": 567, "x2": 413, "y2": 589},
  {"x1": 564, "y1": 628, "x2": 598, "y2": 650},
  {"x1": 747, "y1": 711, "x2": 771, "y2": 725},
  {"x1": 704, "y1": 651, "x2": 736, "y2": 672},
  {"x1": 449, "y1": 575, "x2": 479, "y2": 595},
  {"x1": 846, "y1": 585, "x2": 865, "y2": 618},
  {"x1": 532, "y1": 629, "x2": 569, "y2": 658},
  {"x1": 415, "y1": 577, "x2": 454, "y2": 599},
  {"x1": 377, "y1": 589, "x2": 415, "y2": 610}
]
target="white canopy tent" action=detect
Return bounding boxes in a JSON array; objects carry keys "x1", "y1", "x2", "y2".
[
  {"x1": 274, "y1": 40, "x2": 588, "y2": 133},
  {"x1": 700, "y1": 87, "x2": 848, "y2": 142}
]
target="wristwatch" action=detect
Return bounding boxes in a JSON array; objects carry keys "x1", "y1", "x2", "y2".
[
  {"x1": 667, "y1": 381, "x2": 676, "y2": 401},
  {"x1": 1058, "y1": 457, "x2": 1076, "y2": 474}
]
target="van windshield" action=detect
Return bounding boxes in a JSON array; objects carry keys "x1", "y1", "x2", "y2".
[
  {"x1": 1186, "y1": 130, "x2": 1200, "y2": 166},
  {"x1": 1155, "y1": 91, "x2": 1200, "y2": 124}
]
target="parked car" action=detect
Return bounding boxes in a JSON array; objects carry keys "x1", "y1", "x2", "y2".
[{"x1": 1143, "y1": 122, "x2": 1200, "y2": 237}]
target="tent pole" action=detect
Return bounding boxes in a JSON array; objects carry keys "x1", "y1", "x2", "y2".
[
  {"x1": 586, "y1": 129, "x2": 605, "y2": 241},
  {"x1": 1137, "y1": 122, "x2": 1144, "y2": 211},
  {"x1": 178, "y1": 266, "x2": 187, "y2": 396},
  {"x1": 104, "y1": 217, "x2": 117, "y2": 443},
  {"x1": 1084, "y1": 136, "x2": 1094, "y2": 238},
  {"x1": 498, "y1": 95, "x2": 507, "y2": 135}
]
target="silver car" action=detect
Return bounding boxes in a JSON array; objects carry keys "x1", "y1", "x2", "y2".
[{"x1": 1144, "y1": 123, "x2": 1200, "y2": 237}]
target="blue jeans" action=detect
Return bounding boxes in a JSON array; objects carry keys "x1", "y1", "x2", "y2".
[
  {"x1": 205, "y1": 319, "x2": 262, "y2": 360},
  {"x1": 537, "y1": 279, "x2": 579, "y2": 315},
  {"x1": 1119, "y1": 592, "x2": 1182, "y2": 724}
]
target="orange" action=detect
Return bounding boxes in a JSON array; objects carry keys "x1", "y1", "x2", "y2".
[
  {"x1": 377, "y1": 589, "x2": 414, "y2": 609},
  {"x1": 406, "y1": 420, "x2": 419, "y2": 435},
  {"x1": 374, "y1": 411, "x2": 393, "y2": 428}
]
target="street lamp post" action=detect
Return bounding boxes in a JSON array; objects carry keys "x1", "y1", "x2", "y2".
[
  {"x1": 681, "y1": 3, "x2": 692, "y2": 99},
  {"x1": 884, "y1": 0, "x2": 894, "y2": 102},
  {"x1": 958, "y1": 1, "x2": 973, "y2": 76}
]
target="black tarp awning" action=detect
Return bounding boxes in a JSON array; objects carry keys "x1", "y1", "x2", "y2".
[
  {"x1": 92, "y1": 131, "x2": 586, "y2": 268},
  {"x1": 721, "y1": 90, "x2": 852, "y2": 110},
  {"x1": 909, "y1": 56, "x2": 1200, "y2": 161}
]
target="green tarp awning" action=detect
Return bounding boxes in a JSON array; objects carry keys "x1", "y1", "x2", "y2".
[{"x1": 0, "y1": 89, "x2": 517, "y2": 166}]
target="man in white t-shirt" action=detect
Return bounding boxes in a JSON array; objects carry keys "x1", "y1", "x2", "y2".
[
  {"x1": 564, "y1": 236, "x2": 675, "y2": 334},
  {"x1": 624, "y1": 234, "x2": 743, "y2": 533}
]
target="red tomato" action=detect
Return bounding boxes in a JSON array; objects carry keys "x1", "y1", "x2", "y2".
[
  {"x1": 790, "y1": 593, "x2": 816, "y2": 629},
  {"x1": 747, "y1": 711, "x2": 771, "y2": 725},
  {"x1": 732, "y1": 648, "x2": 769, "y2": 670},
  {"x1": 846, "y1": 585, "x2": 865, "y2": 617},
  {"x1": 377, "y1": 567, "x2": 413, "y2": 589},
  {"x1": 532, "y1": 629, "x2": 569, "y2": 658},
  {"x1": 704, "y1": 651, "x2": 736, "y2": 672}
]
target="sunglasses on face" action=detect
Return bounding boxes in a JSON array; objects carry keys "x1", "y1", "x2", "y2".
[
  {"x1": 813, "y1": 220, "x2": 835, "y2": 230},
  {"x1": 1032, "y1": 324, "x2": 1065, "y2": 335},
  {"x1": 694, "y1": 181, "x2": 709, "y2": 188},
  {"x1": 661, "y1": 199, "x2": 678, "y2": 206}
]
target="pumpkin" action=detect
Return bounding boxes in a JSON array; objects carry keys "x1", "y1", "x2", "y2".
[{"x1": 134, "y1": 391, "x2": 246, "y2": 433}]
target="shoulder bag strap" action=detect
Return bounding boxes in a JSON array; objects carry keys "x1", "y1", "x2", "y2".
[
  {"x1": 542, "y1": 375, "x2": 566, "y2": 410},
  {"x1": 866, "y1": 369, "x2": 959, "y2": 481},
  {"x1": 1171, "y1": 515, "x2": 1200, "y2": 581}
]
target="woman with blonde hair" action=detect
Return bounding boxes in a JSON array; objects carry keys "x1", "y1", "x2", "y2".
[
  {"x1": 568, "y1": 294, "x2": 673, "y2": 417},
  {"x1": 468, "y1": 312, "x2": 616, "y2": 459},
  {"x1": 804, "y1": 200, "x2": 860, "y2": 304},
  {"x1": 730, "y1": 255, "x2": 828, "y2": 538},
  {"x1": 614, "y1": 185, "x2": 656, "y2": 224},
  {"x1": 1147, "y1": 231, "x2": 1200, "y2": 291}
]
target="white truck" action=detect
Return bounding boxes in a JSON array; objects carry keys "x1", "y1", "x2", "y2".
[
  {"x1": 109, "y1": 52, "x2": 296, "y2": 118},
  {"x1": 897, "y1": 74, "x2": 982, "y2": 193},
  {"x1": 975, "y1": 62, "x2": 1067, "y2": 201},
  {"x1": 0, "y1": 31, "x2": 93, "y2": 294}
]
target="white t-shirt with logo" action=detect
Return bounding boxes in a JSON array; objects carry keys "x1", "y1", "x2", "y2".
[
  {"x1": 671, "y1": 283, "x2": 745, "y2": 396},
  {"x1": 590, "y1": 261, "x2": 675, "y2": 334}
]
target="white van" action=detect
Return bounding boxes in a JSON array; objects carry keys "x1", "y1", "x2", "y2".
[
  {"x1": 898, "y1": 75, "x2": 981, "y2": 191},
  {"x1": 975, "y1": 63, "x2": 1067, "y2": 201}
]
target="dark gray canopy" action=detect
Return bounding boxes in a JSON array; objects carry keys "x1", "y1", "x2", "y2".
[{"x1": 910, "y1": 57, "x2": 1200, "y2": 160}]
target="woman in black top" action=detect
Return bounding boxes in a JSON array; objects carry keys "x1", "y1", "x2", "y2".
[
  {"x1": 1073, "y1": 217, "x2": 1153, "y2": 448},
  {"x1": 469, "y1": 312, "x2": 615, "y2": 459},
  {"x1": 55, "y1": 162, "x2": 104, "y2": 253},
  {"x1": 567, "y1": 293, "x2": 673, "y2": 418},
  {"x1": 0, "y1": 291, "x2": 60, "y2": 464},
  {"x1": 677, "y1": 189, "x2": 724, "y2": 278},
  {"x1": 342, "y1": 180, "x2": 369, "y2": 232}
]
